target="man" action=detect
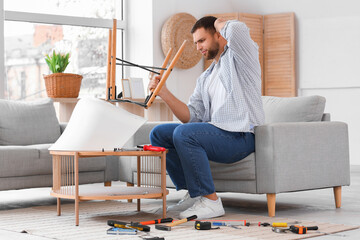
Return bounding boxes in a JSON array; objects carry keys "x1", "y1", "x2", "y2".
[{"x1": 148, "y1": 16, "x2": 264, "y2": 219}]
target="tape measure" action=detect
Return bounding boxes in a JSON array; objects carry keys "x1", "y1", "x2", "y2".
[{"x1": 194, "y1": 221, "x2": 219, "y2": 230}]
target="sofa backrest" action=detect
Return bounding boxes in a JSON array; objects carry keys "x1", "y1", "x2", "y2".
[
  {"x1": 0, "y1": 98, "x2": 61, "y2": 145},
  {"x1": 262, "y1": 95, "x2": 326, "y2": 124}
]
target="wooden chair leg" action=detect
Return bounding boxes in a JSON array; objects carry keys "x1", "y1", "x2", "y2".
[
  {"x1": 266, "y1": 193, "x2": 276, "y2": 217},
  {"x1": 333, "y1": 186, "x2": 342, "y2": 208},
  {"x1": 127, "y1": 182, "x2": 134, "y2": 203},
  {"x1": 104, "y1": 181, "x2": 112, "y2": 187}
]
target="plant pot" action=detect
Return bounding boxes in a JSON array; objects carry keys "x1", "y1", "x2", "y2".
[{"x1": 43, "y1": 73, "x2": 83, "y2": 98}]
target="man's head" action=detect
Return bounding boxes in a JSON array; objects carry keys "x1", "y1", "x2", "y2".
[{"x1": 191, "y1": 16, "x2": 223, "y2": 61}]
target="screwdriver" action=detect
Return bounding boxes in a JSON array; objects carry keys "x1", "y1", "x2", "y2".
[
  {"x1": 107, "y1": 220, "x2": 150, "y2": 232},
  {"x1": 258, "y1": 221, "x2": 300, "y2": 227},
  {"x1": 139, "y1": 217, "x2": 173, "y2": 225},
  {"x1": 137, "y1": 145, "x2": 166, "y2": 152}
]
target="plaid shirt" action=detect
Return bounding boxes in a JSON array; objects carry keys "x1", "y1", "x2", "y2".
[{"x1": 188, "y1": 20, "x2": 265, "y2": 132}]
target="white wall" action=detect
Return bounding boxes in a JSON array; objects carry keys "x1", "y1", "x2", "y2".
[{"x1": 127, "y1": 0, "x2": 360, "y2": 165}]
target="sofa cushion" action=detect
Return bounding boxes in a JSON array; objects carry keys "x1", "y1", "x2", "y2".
[
  {"x1": 262, "y1": 95, "x2": 326, "y2": 124},
  {"x1": 0, "y1": 98, "x2": 60, "y2": 145},
  {"x1": 0, "y1": 145, "x2": 41, "y2": 177},
  {"x1": 0, "y1": 144, "x2": 107, "y2": 177},
  {"x1": 210, "y1": 153, "x2": 255, "y2": 181}
]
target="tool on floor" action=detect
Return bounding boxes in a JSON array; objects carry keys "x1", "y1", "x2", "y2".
[
  {"x1": 212, "y1": 222, "x2": 243, "y2": 229},
  {"x1": 107, "y1": 220, "x2": 151, "y2": 232},
  {"x1": 258, "y1": 222, "x2": 271, "y2": 227},
  {"x1": 272, "y1": 225, "x2": 318, "y2": 234},
  {"x1": 258, "y1": 221, "x2": 300, "y2": 227},
  {"x1": 272, "y1": 227, "x2": 288, "y2": 233},
  {"x1": 155, "y1": 215, "x2": 197, "y2": 231},
  {"x1": 289, "y1": 225, "x2": 318, "y2": 234},
  {"x1": 139, "y1": 218, "x2": 173, "y2": 225},
  {"x1": 139, "y1": 237, "x2": 165, "y2": 240},
  {"x1": 107, "y1": 227, "x2": 137, "y2": 235},
  {"x1": 194, "y1": 221, "x2": 220, "y2": 230},
  {"x1": 137, "y1": 145, "x2": 166, "y2": 152},
  {"x1": 198, "y1": 220, "x2": 249, "y2": 227}
]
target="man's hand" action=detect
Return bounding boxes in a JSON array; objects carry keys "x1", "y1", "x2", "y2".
[
  {"x1": 148, "y1": 74, "x2": 168, "y2": 97},
  {"x1": 214, "y1": 18, "x2": 227, "y2": 32},
  {"x1": 147, "y1": 73, "x2": 190, "y2": 123}
]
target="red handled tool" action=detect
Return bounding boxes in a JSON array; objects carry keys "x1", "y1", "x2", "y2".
[
  {"x1": 137, "y1": 145, "x2": 166, "y2": 152},
  {"x1": 139, "y1": 218, "x2": 173, "y2": 225}
]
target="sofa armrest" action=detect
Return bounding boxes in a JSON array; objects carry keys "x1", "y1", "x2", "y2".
[
  {"x1": 59, "y1": 122, "x2": 67, "y2": 134},
  {"x1": 255, "y1": 121, "x2": 350, "y2": 194}
]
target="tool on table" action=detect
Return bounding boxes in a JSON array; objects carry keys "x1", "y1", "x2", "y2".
[
  {"x1": 139, "y1": 218, "x2": 173, "y2": 225},
  {"x1": 155, "y1": 215, "x2": 197, "y2": 231},
  {"x1": 258, "y1": 221, "x2": 300, "y2": 227},
  {"x1": 137, "y1": 145, "x2": 166, "y2": 152},
  {"x1": 107, "y1": 220, "x2": 151, "y2": 232},
  {"x1": 194, "y1": 221, "x2": 220, "y2": 230},
  {"x1": 114, "y1": 147, "x2": 141, "y2": 152}
]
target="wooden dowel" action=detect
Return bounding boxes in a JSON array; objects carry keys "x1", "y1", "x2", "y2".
[
  {"x1": 106, "y1": 29, "x2": 112, "y2": 100},
  {"x1": 158, "y1": 48, "x2": 173, "y2": 78},
  {"x1": 110, "y1": 19, "x2": 117, "y2": 100},
  {"x1": 149, "y1": 48, "x2": 173, "y2": 93},
  {"x1": 146, "y1": 40, "x2": 187, "y2": 108},
  {"x1": 74, "y1": 153, "x2": 79, "y2": 226}
]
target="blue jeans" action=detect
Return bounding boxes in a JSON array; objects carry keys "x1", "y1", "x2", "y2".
[{"x1": 150, "y1": 122, "x2": 255, "y2": 198}]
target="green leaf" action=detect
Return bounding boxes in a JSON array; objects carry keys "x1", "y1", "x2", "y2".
[{"x1": 44, "y1": 50, "x2": 71, "y2": 73}]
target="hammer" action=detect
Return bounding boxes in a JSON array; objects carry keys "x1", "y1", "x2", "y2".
[{"x1": 155, "y1": 215, "x2": 197, "y2": 231}]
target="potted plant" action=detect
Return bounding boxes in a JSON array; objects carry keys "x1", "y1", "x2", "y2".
[{"x1": 43, "y1": 50, "x2": 83, "y2": 98}]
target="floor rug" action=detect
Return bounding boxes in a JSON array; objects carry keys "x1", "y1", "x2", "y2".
[{"x1": 0, "y1": 200, "x2": 358, "y2": 240}]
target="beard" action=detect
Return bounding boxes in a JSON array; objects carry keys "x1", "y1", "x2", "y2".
[{"x1": 205, "y1": 42, "x2": 220, "y2": 60}]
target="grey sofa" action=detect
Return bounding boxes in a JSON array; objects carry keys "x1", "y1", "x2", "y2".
[
  {"x1": 118, "y1": 95, "x2": 350, "y2": 217},
  {"x1": 0, "y1": 98, "x2": 118, "y2": 191}
]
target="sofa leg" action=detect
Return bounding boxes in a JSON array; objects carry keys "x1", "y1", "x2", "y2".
[
  {"x1": 104, "y1": 181, "x2": 112, "y2": 187},
  {"x1": 127, "y1": 182, "x2": 134, "y2": 203},
  {"x1": 266, "y1": 193, "x2": 276, "y2": 217},
  {"x1": 333, "y1": 186, "x2": 342, "y2": 208}
]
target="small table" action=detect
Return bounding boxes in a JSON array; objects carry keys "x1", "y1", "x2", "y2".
[{"x1": 50, "y1": 150, "x2": 168, "y2": 226}]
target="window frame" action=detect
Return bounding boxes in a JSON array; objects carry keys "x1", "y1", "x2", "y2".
[{"x1": 0, "y1": 0, "x2": 126, "y2": 99}]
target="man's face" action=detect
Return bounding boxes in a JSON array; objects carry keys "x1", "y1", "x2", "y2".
[{"x1": 193, "y1": 28, "x2": 220, "y2": 60}]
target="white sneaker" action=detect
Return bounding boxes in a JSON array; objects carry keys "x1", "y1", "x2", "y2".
[
  {"x1": 167, "y1": 192, "x2": 200, "y2": 212},
  {"x1": 179, "y1": 196, "x2": 225, "y2": 220}
]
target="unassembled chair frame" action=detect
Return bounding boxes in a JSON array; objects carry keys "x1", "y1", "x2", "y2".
[{"x1": 106, "y1": 19, "x2": 187, "y2": 108}]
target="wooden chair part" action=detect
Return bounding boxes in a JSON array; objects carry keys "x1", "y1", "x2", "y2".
[{"x1": 146, "y1": 40, "x2": 187, "y2": 109}]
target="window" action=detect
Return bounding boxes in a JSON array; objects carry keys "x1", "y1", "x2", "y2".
[
  {"x1": 4, "y1": 0, "x2": 119, "y2": 19},
  {"x1": 1, "y1": 0, "x2": 125, "y2": 100}
]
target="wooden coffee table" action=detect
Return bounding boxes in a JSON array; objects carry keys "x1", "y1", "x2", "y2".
[{"x1": 50, "y1": 150, "x2": 168, "y2": 226}]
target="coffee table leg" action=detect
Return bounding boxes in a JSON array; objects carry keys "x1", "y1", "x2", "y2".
[
  {"x1": 53, "y1": 155, "x2": 62, "y2": 216},
  {"x1": 161, "y1": 151, "x2": 167, "y2": 218},
  {"x1": 57, "y1": 198, "x2": 61, "y2": 216},
  {"x1": 74, "y1": 152, "x2": 79, "y2": 226},
  {"x1": 137, "y1": 156, "x2": 141, "y2": 212}
]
